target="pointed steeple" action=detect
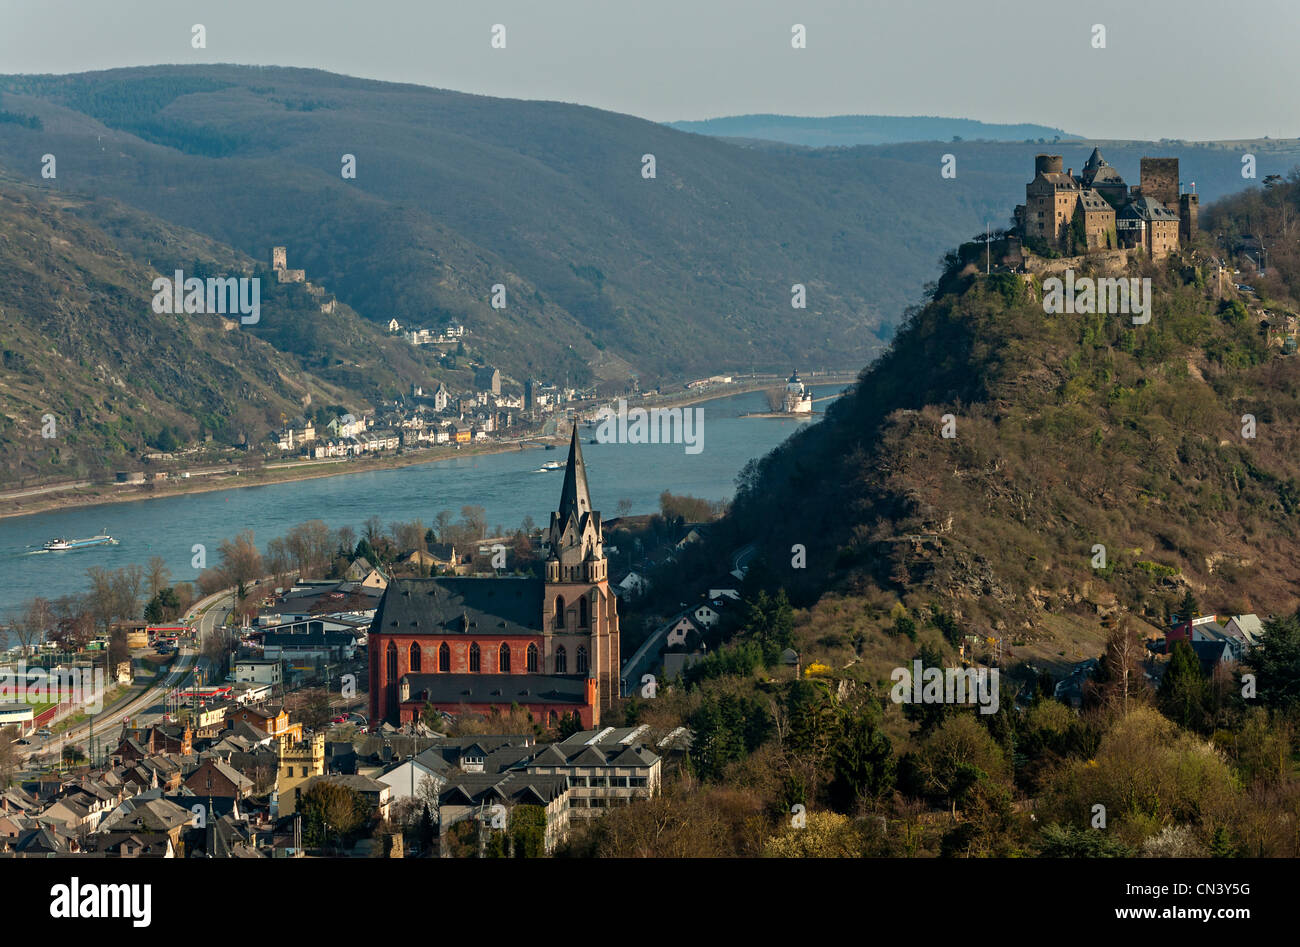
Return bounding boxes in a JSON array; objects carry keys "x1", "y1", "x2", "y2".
[{"x1": 557, "y1": 424, "x2": 592, "y2": 526}]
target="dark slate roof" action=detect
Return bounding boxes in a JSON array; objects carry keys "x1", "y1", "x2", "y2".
[
  {"x1": 402, "y1": 673, "x2": 587, "y2": 705},
  {"x1": 1120, "y1": 196, "x2": 1180, "y2": 221},
  {"x1": 438, "y1": 771, "x2": 568, "y2": 806},
  {"x1": 557, "y1": 425, "x2": 593, "y2": 527},
  {"x1": 373, "y1": 577, "x2": 545, "y2": 637},
  {"x1": 1190, "y1": 639, "x2": 1232, "y2": 673},
  {"x1": 1079, "y1": 188, "x2": 1113, "y2": 212}
]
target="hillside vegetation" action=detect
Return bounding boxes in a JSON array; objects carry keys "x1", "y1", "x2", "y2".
[
  {"x1": 575, "y1": 178, "x2": 1300, "y2": 859},
  {"x1": 725, "y1": 238, "x2": 1300, "y2": 655},
  {"x1": 0, "y1": 179, "x2": 440, "y2": 484},
  {"x1": 5, "y1": 67, "x2": 1300, "y2": 385}
]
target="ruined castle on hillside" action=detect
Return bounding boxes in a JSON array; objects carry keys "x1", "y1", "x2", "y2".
[{"x1": 1014, "y1": 150, "x2": 1198, "y2": 261}]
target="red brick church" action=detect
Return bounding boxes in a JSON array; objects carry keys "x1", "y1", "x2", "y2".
[{"x1": 368, "y1": 426, "x2": 621, "y2": 729}]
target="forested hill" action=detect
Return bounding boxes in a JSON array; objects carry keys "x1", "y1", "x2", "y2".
[
  {"x1": 3, "y1": 66, "x2": 1300, "y2": 385},
  {"x1": 0, "y1": 178, "x2": 442, "y2": 484},
  {"x1": 720, "y1": 181, "x2": 1300, "y2": 663}
]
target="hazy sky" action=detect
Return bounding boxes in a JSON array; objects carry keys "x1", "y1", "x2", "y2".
[{"x1": 2, "y1": 0, "x2": 1296, "y2": 140}]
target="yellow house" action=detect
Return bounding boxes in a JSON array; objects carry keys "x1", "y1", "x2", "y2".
[{"x1": 276, "y1": 733, "x2": 325, "y2": 815}]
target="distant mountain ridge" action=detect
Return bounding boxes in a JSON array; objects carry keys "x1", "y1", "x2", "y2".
[
  {"x1": 665, "y1": 113, "x2": 1076, "y2": 147},
  {"x1": 2, "y1": 66, "x2": 1299, "y2": 398}
]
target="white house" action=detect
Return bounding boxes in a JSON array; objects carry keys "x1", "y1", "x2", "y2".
[
  {"x1": 234, "y1": 658, "x2": 283, "y2": 686},
  {"x1": 692, "y1": 604, "x2": 721, "y2": 628}
]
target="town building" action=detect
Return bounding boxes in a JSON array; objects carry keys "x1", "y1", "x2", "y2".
[{"x1": 369, "y1": 427, "x2": 621, "y2": 728}]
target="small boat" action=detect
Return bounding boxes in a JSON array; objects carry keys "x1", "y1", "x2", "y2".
[
  {"x1": 544, "y1": 444, "x2": 557, "y2": 451},
  {"x1": 43, "y1": 534, "x2": 118, "y2": 551},
  {"x1": 535, "y1": 461, "x2": 564, "y2": 473}
]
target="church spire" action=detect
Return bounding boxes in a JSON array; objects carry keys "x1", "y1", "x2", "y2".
[{"x1": 557, "y1": 424, "x2": 591, "y2": 526}]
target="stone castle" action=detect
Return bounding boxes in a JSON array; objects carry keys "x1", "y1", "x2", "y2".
[{"x1": 1015, "y1": 150, "x2": 1198, "y2": 261}]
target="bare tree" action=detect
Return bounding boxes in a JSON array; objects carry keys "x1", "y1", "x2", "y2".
[
  {"x1": 145, "y1": 556, "x2": 172, "y2": 601},
  {"x1": 112, "y1": 564, "x2": 145, "y2": 623},
  {"x1": 8, "y1": 597, "x2": 53, "y2": 655},
  {"x1": 1100, "y1": 618, "x2": 1150, "y2": 714},
  {"x1": 335, "y1": 524, "x2": 356, "y2": 558},
  {"x1": 218, "y1": 530, "x2": 264, "y2": 599}
]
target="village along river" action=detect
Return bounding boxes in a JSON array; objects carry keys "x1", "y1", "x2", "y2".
[{"x1": 0, "y1": 386, "x2": 845, "y2": 621}]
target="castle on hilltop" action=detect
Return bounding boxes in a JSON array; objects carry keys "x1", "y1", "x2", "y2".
[{"x1": 1014, "y1": 150, "x2": 1198, "y2": 261}]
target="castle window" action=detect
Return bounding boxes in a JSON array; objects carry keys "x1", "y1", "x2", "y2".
[
  {"x1": 553, "y1": 595, "x2": 565, "y2": 630},
  {"x1": 439, "y1": 642, "x2": 450, "y2": 672},
  {"x1": 499, "y1": 643, "x2": 511, "y2": 673},
  {"x1": 527, "y1": 643, "x2": 539, "y2": 672},
  {"x1": 470, "y1": 642, "x2": 481, "y2": 673},
  {"x1": 410, "y1": 642, "x2": 422, "y2": 672},
  {"x1": 577, "y1": 646, "x2": 589, "y2": 674},
  {"x1": 578, "y1": 596, "x2": 589, "y2": 628},
  {"x1": 555, "y1": 646, "x2": 567, "y2": 673}
]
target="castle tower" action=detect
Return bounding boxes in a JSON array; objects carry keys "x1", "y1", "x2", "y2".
[
  {"x1": 275, "y1": 732, "x2": 325, "y2": 815},
  {"x1": 1179, "y1": 190, "x2": 1199, "y2": 241},
  {"x1": 272, "y1": 246, "x2": 288, "y2": 271},
  {"x1": 1024, "y1": 154, "x2": 1080, "y2": 250},
  {"x1": 545, "y1": 426, "x2": 619, "y2": 712},
  {"x1": 1139, "y1": 158, "x2": 1180, "y2": 212}
]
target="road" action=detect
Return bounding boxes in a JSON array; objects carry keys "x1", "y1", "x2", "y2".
[{"x1": 21, "y1": 589, "x2": 231, "y2": 767}]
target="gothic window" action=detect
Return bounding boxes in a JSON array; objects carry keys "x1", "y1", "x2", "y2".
[
  {"x1": 499, "y1": 643, "x2": 511, "y2": 673},
  {"x1": 439, "y1": 641, "x2": 450, "y2": 672},
  {"x1": 555, "y1": 645, "x2": 567, "y2": 674},
  {"x1": 577, "y1": 645, "x2": 589, "y2": 674},
  {"x1": 527, "y1": 643, "x2": 539, "y2": 672},
  {"x1": 469, "y1": 642, "x2": 481, "y2": 673},
  {"x1": 410, "y1": 642, "x2": 421, "y2": 672},
  {"x1": 554, "y1": 595, "x2": 565, "y2": 629},
  {"x1": 385, "y1": 641, "x2": 397, "y2": 685},
  {"x1": 578, "y1": 596, "x2": 589, "y2": 628}
]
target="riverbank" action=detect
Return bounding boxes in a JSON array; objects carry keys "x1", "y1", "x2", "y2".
[
  {"x1": 0, "y1": 374, "x2": 857, "y2": 522},
  {"x1": 0, "y1": 438, "x2": 551, "y2": 521}
]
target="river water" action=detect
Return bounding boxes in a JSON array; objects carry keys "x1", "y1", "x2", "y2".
[{"x1": 0, "y1": 386, "x2": 843, "y2": 620}]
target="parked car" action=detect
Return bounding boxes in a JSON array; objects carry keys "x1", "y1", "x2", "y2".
[
  {"x1": 36, "y1": 728, "x2": 52, "y2": 738},
  {"x1": 331, "y1": 715, "x2": 348, "y2": 724},
  {"x1": 16, "y1": 738, "x2": 30, "y2": 746}
]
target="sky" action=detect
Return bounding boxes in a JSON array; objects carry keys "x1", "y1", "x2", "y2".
[{"x1": 1, "y1": 0, "x2": 1297, "y2": 141}]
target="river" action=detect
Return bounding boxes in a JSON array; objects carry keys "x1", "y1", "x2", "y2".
[{"x1": 0, "y1": 385, "x2": 844, "y2": 620}]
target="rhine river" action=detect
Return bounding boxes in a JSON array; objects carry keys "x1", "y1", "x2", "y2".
[{"x1": 0, "y1": 386, "x2": 844, "y2": 620}]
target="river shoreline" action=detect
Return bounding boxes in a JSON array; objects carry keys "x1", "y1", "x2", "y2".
[{"x1": 0, "y1": 375, "x2": 857, "y2": 523}]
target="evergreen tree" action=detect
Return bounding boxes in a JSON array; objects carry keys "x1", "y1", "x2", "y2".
[
  {"x1": 1253, "y1": 610, "x2": 1300, "y2": 713},
  {"x1": 1158, "y1": 640, "x2": 1206, "y2": 731}
]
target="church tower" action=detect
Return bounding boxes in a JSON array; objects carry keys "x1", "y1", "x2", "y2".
[{"x1": 545, "y1": 425, "x2": 619, "y2": 713}]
